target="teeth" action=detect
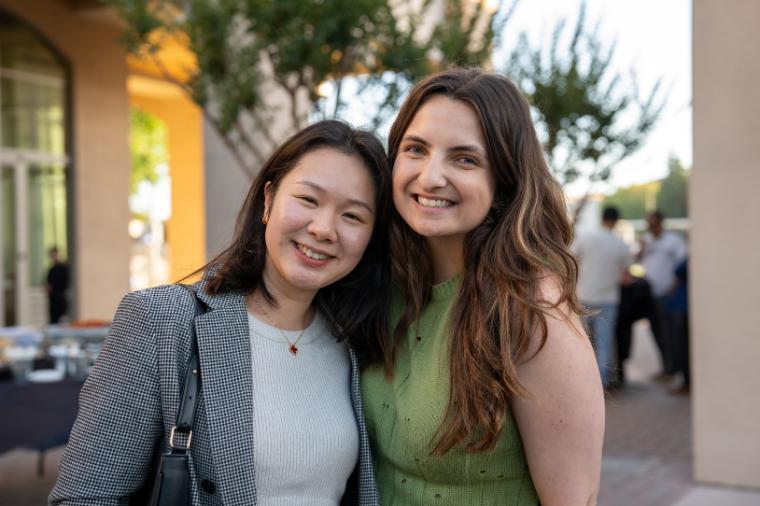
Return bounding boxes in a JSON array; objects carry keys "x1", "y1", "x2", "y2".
[
  {"x1": 417, "y1": 196, "x2": 453, "y2": 208},
  {"x1": 297, "y1": 243, "x2": 329, "y2": 260}
]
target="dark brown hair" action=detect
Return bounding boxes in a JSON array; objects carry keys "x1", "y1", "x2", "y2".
[
  {"x1": 376, "y1": 68, "x2": 581, "y2": 454},
  {"x1": 203, "y1": 120, "x2": 392, "y2": 345}
]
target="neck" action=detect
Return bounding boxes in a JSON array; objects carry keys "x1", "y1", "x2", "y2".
[
  {"x1": 246, "y1": 265, "x2": 316, "y2": 330},
  {"x1": 426, "y1": 236, "x2": 464, "y2": 284}
]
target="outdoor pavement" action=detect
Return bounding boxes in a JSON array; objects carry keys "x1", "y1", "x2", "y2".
[
  {"x1": 2, "y1": 321, "x2": 759, "y2": 505},
  {"x1": 598, "y1": 321, "x2": 760, "y2": 506}
]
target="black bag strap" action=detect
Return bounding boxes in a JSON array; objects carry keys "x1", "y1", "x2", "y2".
[{"x1": 168, "y1": 284, "x2": 207, "y2": 451}]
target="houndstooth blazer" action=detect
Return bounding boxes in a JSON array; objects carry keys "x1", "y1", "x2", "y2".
[{"x1": 49, "y1": 278, "x2": 380, "y2": 506}]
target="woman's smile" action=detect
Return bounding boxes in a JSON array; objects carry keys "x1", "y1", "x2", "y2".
[
  {"x1": 293, "y1": 241, "x2": 334, "y2": 265},
  {"x1": 413, "y1": 194, "x2": 457, "y2": 209}
]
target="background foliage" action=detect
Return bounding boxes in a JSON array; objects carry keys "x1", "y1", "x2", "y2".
[
  {"x1": 603, "y1": 156, "x2": 689, "y2": 219},
  {"x1": 502, "y1": 2, "x2": 664, "y2": 217},
  {"x1": 109, "y1": 0, "x2": 511, "y2": 178}
]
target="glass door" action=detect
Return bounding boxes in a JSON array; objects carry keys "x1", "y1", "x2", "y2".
[
  {"x1": 1, "y1": 7, "x2": 70, "y2": 326},
  {"x1": 0, "y1": 157, "x2": 67, "y2": 326}
]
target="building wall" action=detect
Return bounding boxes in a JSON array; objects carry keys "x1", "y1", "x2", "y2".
[
  {"x1": 2, "y1": 0, "x2": 131, "y2": 320},
  {"x1": 692, "y1": 0, "x2": 760, "y2": 488},
  {"x1": 203, "y1": 121, "x2": 250, "y2": 259},
  {"x1": 130, "y1": 88, "x2": 206, "y2": 282}
]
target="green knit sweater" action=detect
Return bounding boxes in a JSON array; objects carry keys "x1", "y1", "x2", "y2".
[{"x1": 362, "y1": 276, "x2": 539, "y2": 505}]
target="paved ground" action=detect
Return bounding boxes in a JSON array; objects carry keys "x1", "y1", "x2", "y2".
[
  {"x1": 2, "y1": 321, "x2": 759, "y2": 505},
  {"x1": 597, "y1": 321, "x2": 760, "y2": 506}
]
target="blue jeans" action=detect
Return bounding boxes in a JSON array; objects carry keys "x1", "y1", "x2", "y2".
[{"x1": 583, "y1": 303, "x2": 619, "y2": 387}]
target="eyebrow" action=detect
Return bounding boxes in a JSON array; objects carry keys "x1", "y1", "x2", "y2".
[
  {"x1": 295, "y1": 180, "x2": 374, "y2": 214},
  {"x1": 401, "y1": 134, "x2": 486, "y2": 157}
]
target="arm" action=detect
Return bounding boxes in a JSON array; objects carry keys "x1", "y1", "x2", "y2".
[
  {"x1": 673, "y1": 234, "x2": 688, "y2": 263},
  {"x1": 511, "y1": 278, "x2": 605, "y2": 506},
  {"x1": 620, "y1": 243, "x2": 634, "y2": 285},
  {"x1": 49, "y1": 291, "x2": 163, "y2": 505}
]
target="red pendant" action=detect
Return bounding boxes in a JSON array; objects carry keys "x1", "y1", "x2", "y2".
[{"x1": 289, "y1": 345, "x2": 299, "y2": 355}]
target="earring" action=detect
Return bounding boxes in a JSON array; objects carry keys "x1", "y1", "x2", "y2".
[{"x1": 262, "y1": 214, "x2": 268, "y2": 225}]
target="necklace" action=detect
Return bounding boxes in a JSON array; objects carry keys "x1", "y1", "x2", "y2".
[
  {"x1": 251, "y1": 297, "x2": 308, "y2": 356},
  {"x1": 281, "y1": 328, "x2": 306, "y2": 356}
]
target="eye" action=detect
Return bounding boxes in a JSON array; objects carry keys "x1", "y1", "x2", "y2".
[
  {"x1": 403, "y1": 143, "x2": 426, "y2": 157},
  {"x1": 455, "y1": 154, "x2": 480, "y2": 167},
  {"x1": 343, "y1": 212, "x2": 366, "y2": 224},
  {"x1": 296, "y1": 195, "x2": 317, "y2": 205}
]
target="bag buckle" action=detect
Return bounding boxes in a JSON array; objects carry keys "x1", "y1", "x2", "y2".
[{"x1": 169, "y1": 426, "x2": 193, "y2": 450}]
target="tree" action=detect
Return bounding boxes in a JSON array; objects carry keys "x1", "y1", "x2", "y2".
[
  {"x1": 129, "y1": 108, "x2": 167, "y2": 194},
  {"x1": 656, "y1": 156, "x2": 689, "y2": 218},
  {"x1": 602, "y1": 156, "x2": 689, "y2": 220},
  {"x1": 109, "y1": 0, "x2": 513, "y2": 179},
  {"x1": 602, "y1": 181, "x2": 659, "y2": 220},
  {"x1": 503, "y1": 2, "x2": 664, "y2": 218}
]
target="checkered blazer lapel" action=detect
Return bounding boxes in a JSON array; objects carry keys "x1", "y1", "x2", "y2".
[
  {"x1": 347, "y1": 347, "x2": 381, "y2": 506},
  {"x1": 194, "y1": 278, "x2": 379, "y2": 506},
  {"x1": 195, "y1": 283, "x2": 258, "y2": 505}
]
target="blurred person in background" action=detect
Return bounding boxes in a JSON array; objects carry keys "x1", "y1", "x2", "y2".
[
  {"x1": 666, "y1": 257, "x2": 690, "y2": 393},
  {"x1": 639, "y1": 211, "x2": 687, "y2": 380},
  {"x1": 361, "y1": 68, "x2": 604, "y2": 506},
  {"x1": 50, "y1": 120, "x2": 390, "y2": 506},
  {"x1": 46, "y1": 246, "x2": 70, "y2": 324},
  {"x1": 572, "y1": 205, "x2": 633, "y2": 388},
  {"x1": 614, "y1": 273, "x2": 655, "y2": 388}
]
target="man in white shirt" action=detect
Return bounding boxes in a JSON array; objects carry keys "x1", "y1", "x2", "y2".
[
  {"x1": 573, "y1": 206, "x2": 633, "y2": 387},
  {"x1": 639, "y1": 211, "x2": 688, "y2": 378}
]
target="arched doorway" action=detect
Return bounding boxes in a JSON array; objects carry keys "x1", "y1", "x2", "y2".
[{"x1": 0, "y1": 8, "x2": 69, "y2": 326}]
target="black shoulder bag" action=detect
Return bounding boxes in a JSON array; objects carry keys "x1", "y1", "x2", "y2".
[{"x1": 133, "y1": 284, "x2": 207, "y2": 506}]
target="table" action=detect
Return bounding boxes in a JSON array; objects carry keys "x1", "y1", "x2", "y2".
[{"x1": 0, "y1": 379, "x2": 84, "y2": 475}]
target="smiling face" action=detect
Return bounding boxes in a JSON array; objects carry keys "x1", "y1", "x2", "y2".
[
  {"x1": 393, "y1": 95, "x2": 496, "y2": 251},
  {"x1": 262, "y1": 147, "x2": 376, "y2": 299}
]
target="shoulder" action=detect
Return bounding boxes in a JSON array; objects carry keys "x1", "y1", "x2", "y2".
[
  {"x1": 514, "y1": 274, "x2": 603, "y2": 390},
  {"x1": 135, "y1": 283, "x2": 198, "y2": 310},
  {"x1": 571, "y1": 231, "x2": 591, "y2": 250},
  {"x1": 665, "y1": 231, "x2": 686, "y2": 246},
  {"x1": 522, "y1": 274, "x2": 591, "y2": 364},
  {"x1": 114, "y1": 284, "x2": 199, "y2": 331},
  {"x1": 614, "y1": 235, "x2": 632, "y2": 255},
  {"x1": 535, "y1": 273, "x2": 577, "y2": 314},
  {"x1": 131, "y1": 283, "x2": 196, "y2": 305}
]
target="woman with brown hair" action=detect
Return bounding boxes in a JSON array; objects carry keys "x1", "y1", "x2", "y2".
[
  {"x1": 51, "y1": 120, "x2": 388, "y2": 505},
  {"x1": 361, "y1": 68, "x2": 604, "y2": 505}
]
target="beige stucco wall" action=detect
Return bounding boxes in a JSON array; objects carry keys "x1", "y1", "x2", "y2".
[
  {"x1": 130, "y1": 86, "x2": 206, "y2": 283},
  {"x1": 692, "y1": 0, "x2": 760, "y2": 489},
  {"x1": 2, "y1": 0, "x2": 131, "y2": 320}
]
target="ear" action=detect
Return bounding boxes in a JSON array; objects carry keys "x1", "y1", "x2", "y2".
[{"x1": 263, "y1": 181, "x2": 273, "y2": 224}]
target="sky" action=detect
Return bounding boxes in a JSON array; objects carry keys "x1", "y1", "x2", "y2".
[{"x1": 495, "y1": 0, "x2": 692, "y2": 195}]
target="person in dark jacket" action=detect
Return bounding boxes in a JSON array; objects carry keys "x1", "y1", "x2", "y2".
[{"x1": 46, "y1": 247, "x2": 70, "y2": 324}]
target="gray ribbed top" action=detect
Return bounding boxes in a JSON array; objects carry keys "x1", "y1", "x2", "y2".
[{"x1": 247, "y1": 311, "x2": 359, "y2": 506}]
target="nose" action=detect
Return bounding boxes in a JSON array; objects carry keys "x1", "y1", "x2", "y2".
[
  {"x1": 417, "y1": 154, "x2": 447, "y2": 190},
  {"x1": 307, "y1": 209, "x2": 338, "y2": 242}
]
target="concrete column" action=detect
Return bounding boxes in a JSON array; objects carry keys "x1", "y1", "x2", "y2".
[{"x1": 692, "y1": 0, "x2": 760, "y2": 489}]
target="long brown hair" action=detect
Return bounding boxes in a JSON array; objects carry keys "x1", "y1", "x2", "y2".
[
  {"x1": 201, "y1": 120, "x2": 392, "y2": 346},
  {"x1": 378, "y1": 68, "x2": 581, "y2": 454}
]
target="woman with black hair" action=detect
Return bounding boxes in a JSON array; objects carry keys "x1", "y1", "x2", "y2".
[{"x1": 51, "y1": 120, "x2": 391, "y2": 506}]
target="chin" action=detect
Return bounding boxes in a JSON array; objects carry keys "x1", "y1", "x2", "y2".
[
  {"x1": 292, "y1": 270, "x2": 348, "y2": 292},
  {"x1": 407, "y1": 221, "x2": 450, "y2": 238}
]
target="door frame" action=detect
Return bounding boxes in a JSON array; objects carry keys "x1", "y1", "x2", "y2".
[{"x1": 0, "y1": 148, "x2": 68, "y2": 326}]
